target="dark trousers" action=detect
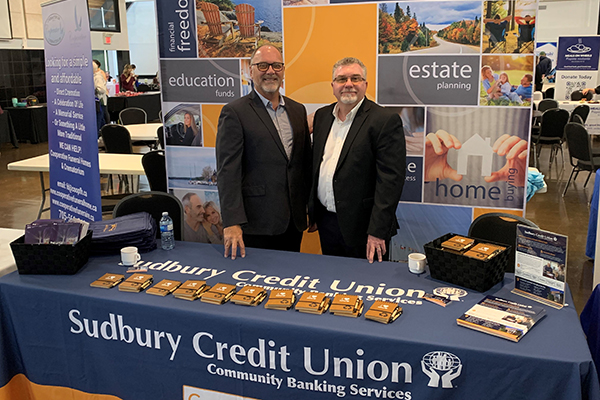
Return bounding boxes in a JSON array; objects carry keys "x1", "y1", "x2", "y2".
[
  {"x1": 315, "y1": 201, "x2": 390, "y2": 261},
  {"x1": 243, "y1": 219, "x2": 303, "y2": 252}
]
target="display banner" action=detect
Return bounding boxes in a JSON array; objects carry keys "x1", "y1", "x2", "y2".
[
  {"x1": 42, "y1": 0, "x2": 102, "y2": 222},
  {"x1": 154, "y1": 0, "x2": 536, "y2": 260},
  {"x1": 555, "y1": 36, "x2": 600, "y2": 100},
  {"x1": 514, "y1": 225, "x2": 567, "y2": 309}
]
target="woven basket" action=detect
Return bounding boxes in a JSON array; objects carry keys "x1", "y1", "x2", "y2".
[
  {"x1": 10, "y1": 231, "x2": 93, "y2": 275},
  {"x1": 423, "y1": 233, "x2": 509, "y2": 292}
]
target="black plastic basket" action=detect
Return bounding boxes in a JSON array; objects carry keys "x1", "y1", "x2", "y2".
[
  {"x1": 10, "y1": 230, "x2": 93, "y2": 275},
  {"x1": 423, "y1": 233, "x2": 509, "y2": 292}
]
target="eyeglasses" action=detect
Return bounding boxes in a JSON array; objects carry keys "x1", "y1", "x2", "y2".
[
  {"x1": 252, "y1": 62, "x2": 284, "y2": 72},
  {"x1": 333, "y1": 75, "x2": 365, "y2": 84}
]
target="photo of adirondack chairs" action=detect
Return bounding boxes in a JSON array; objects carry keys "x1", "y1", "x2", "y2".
[{"x1": 197, "y1": 0, "x2": 282, "y2": 58}]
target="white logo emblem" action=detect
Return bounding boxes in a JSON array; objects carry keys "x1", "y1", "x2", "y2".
[
  {"x1": 433, "y1": 287, "x2": 468, "y2": 301},
  {"x1": 421, "y1": 351, "x2": 462, "y2": 388}
]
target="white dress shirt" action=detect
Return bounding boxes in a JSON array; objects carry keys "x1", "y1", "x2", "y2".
[{"x1": 317, "y1": 98, "x2": 365, "y2": 212}]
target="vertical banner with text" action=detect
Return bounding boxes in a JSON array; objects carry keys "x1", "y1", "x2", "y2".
[{"x1": 43, "y1": 0, "x2": 102, "y2": 222}]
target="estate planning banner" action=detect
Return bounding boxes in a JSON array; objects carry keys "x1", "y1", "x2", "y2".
[{"x1": 154, "y1": 0, "x2": 537, "y2": 261}]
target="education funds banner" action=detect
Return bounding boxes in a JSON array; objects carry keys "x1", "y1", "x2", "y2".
[
  {"x1": 155, "y1": 0, "x2": 536, "y2": 261},
  {"x1": 43, "y1": 0, "x2": 102, "y2": 222}
]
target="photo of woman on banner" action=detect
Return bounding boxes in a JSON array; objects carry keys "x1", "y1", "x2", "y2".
[
  {"x1": 163, "y1": 104, "x2": 203, "y2": 147},
  {"x1": 423, "y1": 107, "x2": 529, "y2": 208},
  {"x1": 203, "y1": 200, "x2": 224, "y2": 244}
]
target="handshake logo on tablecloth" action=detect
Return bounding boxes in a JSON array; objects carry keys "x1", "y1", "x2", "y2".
[{"x1": 421, "y1": 351, "x2": 463, "y2": 389}]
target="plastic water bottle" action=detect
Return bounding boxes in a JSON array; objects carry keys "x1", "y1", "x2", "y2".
[{"x1": 160, "y1": 212, "x2": 174, "y2": 250}]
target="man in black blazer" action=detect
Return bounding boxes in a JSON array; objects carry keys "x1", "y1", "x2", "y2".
[
  {"x1": 309, "y1": 57, "x2": 406, "y2": 263},
  {"x1": 216, "y1": 45, "x2": 311, "y2": 259}
]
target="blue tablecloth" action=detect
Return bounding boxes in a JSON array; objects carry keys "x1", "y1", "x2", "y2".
[{"x1": 1, "y1": 241, "x2": 598, "y2": 400}]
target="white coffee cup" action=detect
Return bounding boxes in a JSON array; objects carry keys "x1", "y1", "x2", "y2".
[
  {"x1": 408, "y1": 253, "x2": 427, "y2": 274},
  {"x1": 121, "y1": 246, "x2": 141, "y2": 266}
]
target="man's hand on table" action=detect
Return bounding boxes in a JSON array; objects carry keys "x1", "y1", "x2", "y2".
[{"x1": 224, "y1": 225, "x2": 245, "y2": 260}]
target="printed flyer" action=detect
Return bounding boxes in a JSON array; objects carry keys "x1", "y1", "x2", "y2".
[{"x1": 513, "y1": 225, "x2": 567, "y2": 309}]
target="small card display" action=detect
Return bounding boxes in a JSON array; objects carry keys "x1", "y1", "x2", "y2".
[
  {"x1": 173, "y1": 280, "x2": 209, "y2": 301},
  {"x1": 200, "y1": 283, "x2": 237, "y2": 305},
  {"x1": 146, "y1": 279, "x2": 182, "y2": 296},
  {"x1": 90, "y1": 273, "x2": 125, "y2": 289},
  {"x1": 264, "y1": 289, "x2": 296, "y2": 310},
  {"x1": 422, "y1": 293, "x2": 452, "y2": 307},
  {"x1": 365, "y1": 301, "x2": 402, "y2": 324},
  {"x1": 118, "y1": 273, "x2": 153, "y2": 292},
  {"x1": 231, "y1": 285, "x2": 268, "y2": 306},
  {"x1": 295, "y1": 292, "x2": 330, "y2": 314},
  {"x1": 329, "y1": 294, "x2": 364, "y2": 318}
]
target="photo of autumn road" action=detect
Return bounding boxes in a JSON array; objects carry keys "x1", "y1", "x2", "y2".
[{"x1": 378, "y1": 1, "x2": 481, "y2": 54}]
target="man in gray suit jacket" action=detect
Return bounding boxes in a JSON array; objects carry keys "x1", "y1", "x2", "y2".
[
  {"x1": 309, "y1": 57, "x2": 406, "y2": 263},
  {"x1": 216, "y1": 45, "x2": 312, "y2": 259}
]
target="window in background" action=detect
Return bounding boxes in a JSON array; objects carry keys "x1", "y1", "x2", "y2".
[{"x1": 88, "y1": 0, "x2": 120, "y2": 32}]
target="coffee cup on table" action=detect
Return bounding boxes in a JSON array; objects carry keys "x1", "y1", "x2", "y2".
[
  {"x1": 408, "y1": 253, "x2": 426, "y2": 274},
  {"x1": 121, "y1": 246, "x2": 141, "y2": 266}
]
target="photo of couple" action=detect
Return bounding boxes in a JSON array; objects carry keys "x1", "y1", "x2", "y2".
[
  {"x1": 480, "y1": 55, "x2": 534, "y2": 106},
  {"x1": 173, "y1": 189, "x2": 224, "y2": 245}
]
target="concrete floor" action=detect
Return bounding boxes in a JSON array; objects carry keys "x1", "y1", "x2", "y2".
[{"x1": 0, "y1": 140, "x2": 596, "y2": 314}]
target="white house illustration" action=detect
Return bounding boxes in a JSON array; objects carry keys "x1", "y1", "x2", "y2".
[{"x1": 456, "y1": 134, "x2": 494, "y2": 177}]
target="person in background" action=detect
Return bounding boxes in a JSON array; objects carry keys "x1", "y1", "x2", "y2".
[
  {"x1": 202, "y1": 201, "x2": 224, "y2": 244},
  {"x1": 182, "y1": 193, "x2": 210, "y2": 243},
  {"x1": 216, "y1": 45, "x2": 312, "y2": 259},
  {"x1": 120, "y1": 64, "x2": 137, "y2": 92},
  {"x1": 535, "y1": 51, "x2": 552, "y2": 92},
  {"x1": 93, "y1": 60, "x2": 108, "y2": 136},
  {"x1": 309, "y1": 57, "x2": 406, "y2": 263}
]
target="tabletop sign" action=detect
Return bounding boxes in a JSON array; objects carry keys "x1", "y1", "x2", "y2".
[
  {"x1": 42, "y1": 0, "x2": 102, "y2": 222},
  {"x1": 513, "y1": 225, "x2": 567, "y2": 309}
]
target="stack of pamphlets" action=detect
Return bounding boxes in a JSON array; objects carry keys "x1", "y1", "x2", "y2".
[
  {"x1": 89, "y1": 212, "x2": 157, "y2": 255},
  {"x1": 90, "y1": 273, "x2": 125, "y2": 288},
  {"x1": 329, "y1": 294, "x2": 364, "y2": 318},
  {"x1": 457, "y1": 296, "x2": 546, "y2": 342},
  {"x1": 295, "y1": 292, "x2": 330, "y2": 314},
  {"x1": 147, "y1": 279, "x2": 182, "y2": 296},
  {"x1": 173, "y1": 280, "x2": 210, "y2": 301},
  {"x1": 200, "y1": 283, "x2": 236, "y2": 304},
  {"x1": 264, "y1": 289, "x2": 296, "y2": 310},
  {"x1": 365, "y1": 301, "x2": 402, "y2": 324},
  {"x1": 464, "y1": 243, "x2": 506, "y2": 261},
  {"x1": 118, "y1": 273, "x2": 153, "y2": 292},
  {"x1": 231, "y1": 285, "x2": 267, "y2": 306}
]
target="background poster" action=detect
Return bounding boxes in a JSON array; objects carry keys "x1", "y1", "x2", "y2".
[
  {"x1": 42, "y1": 0, "x2": 102, "y2": 222},
  {"x1": 555, "y1": 36, "x2": 600, "y2": 100},
  {"x1": 155, "y1": 0, "x2": 534, "y2": 260}
]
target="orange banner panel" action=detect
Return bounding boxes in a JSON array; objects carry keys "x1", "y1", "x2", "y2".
[
  {"x1": 283, "y1": 4, "x2": 378, "y2": 104},
  {"x1": 201, "y1": 104, "x2": 225, "y2": 148}
]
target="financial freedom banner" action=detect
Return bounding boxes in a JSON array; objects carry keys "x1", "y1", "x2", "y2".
[
  {"x1": 154, "y1": 0, "x2": 536, "y2": 262},
  {"x1": 42, "y1": 0, "x2": 102, "y2": 222}
]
